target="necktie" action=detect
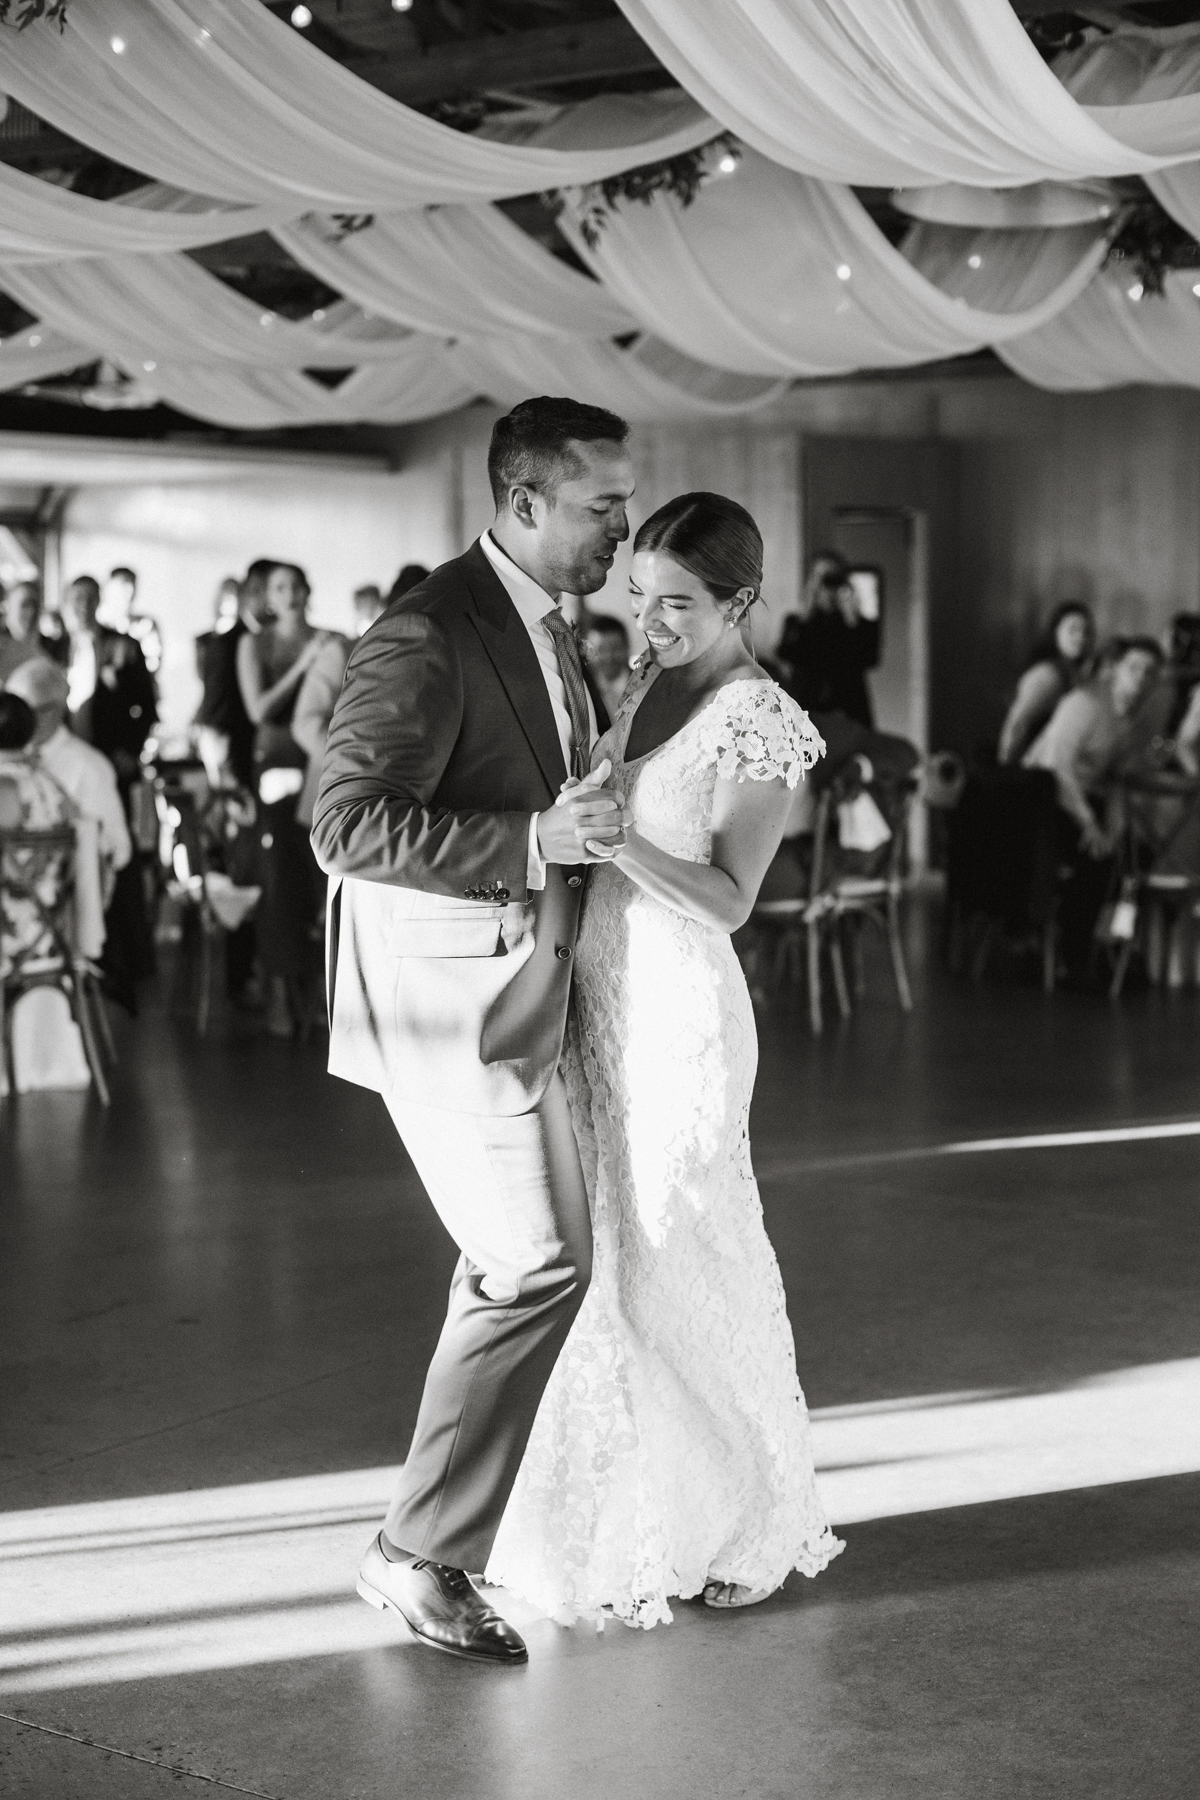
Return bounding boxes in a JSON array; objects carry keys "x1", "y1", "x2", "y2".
[{"x1": 542, "y1": 609, "x2": 591, "y2": 781}]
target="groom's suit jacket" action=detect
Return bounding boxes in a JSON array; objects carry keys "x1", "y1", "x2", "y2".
[{"x1": 311, "y1": 540, "x2": 600, "y2": 1118}]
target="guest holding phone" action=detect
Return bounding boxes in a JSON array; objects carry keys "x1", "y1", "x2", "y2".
[{"x1": 778, "y1": 550, "x2": 880, "y2": 727}]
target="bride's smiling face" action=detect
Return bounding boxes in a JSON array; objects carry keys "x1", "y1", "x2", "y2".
[{"x1": 630, "y1": 550, "x2": 750, "y2": 668}]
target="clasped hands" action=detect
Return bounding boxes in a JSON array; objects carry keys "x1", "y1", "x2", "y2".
[{"x1": 535, "y1": 758, "x2": 631, "y2": 865}]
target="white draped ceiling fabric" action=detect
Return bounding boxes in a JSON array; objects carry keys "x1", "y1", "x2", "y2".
[
  {"x1": 2, "y1": 2, "x2": 1200, "y2": 421},
  {"x1": 558, "y1": 151, "x2": 1109, "y2": 378},
  {"x1": 998, "y1": 267, "x2": 1200, "y2": 391},
  {"x1": 0, "y1": 0, "x2": 716, "y2": 208},
  {"x1": 613, "y1": 1, "x2": 1200, "y2": 185},
  {"x1": 274, "y1": 208, "x2": 638, "y2": 341},
  {"x1": 0, "y1": 166, "x2": 288, "y2": 261}
]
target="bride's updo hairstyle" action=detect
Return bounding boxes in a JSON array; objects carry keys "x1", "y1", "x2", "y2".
[{"x1": 633, "y1": 492, "x2": 763, "y2": 621}]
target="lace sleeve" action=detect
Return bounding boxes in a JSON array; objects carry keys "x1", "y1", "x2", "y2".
[{"x1": 707, "y1": 681, "x2": 825, "y2": 790}]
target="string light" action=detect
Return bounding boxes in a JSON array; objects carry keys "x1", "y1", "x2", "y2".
[
  {"x1": 290, "y1": 5, "x2": 312, "y2": 26},
  {"x1": 967, "y1": 254, "x2": 982, "y2": 269},
  {"x1": 28, "y1": 333, "x2": 41, "y2": 346},
  {"x1": 391, "y1": 0, "x2": 414, "y2": 10},
  {"x1": 1193, "y1": 283, "x2": 1200, "y2": 298},
  {"x1": 260, "y1": 313, "x2": 276, "y2": 327},
  {"x1": 311, "y1": 308, "x2": 326, "y2": 322},
  {"x1": 836, "y1": 264, "x2": 852, "y2": 281},
  {"x1": 1127, "y1": 280, "x2": 1144, "y2": 302},
  {"x1": 110, "y1": 36, "x2": 126, "y2": 54},
  {"x1": 717, "y1": 152, "x2": 738, "y2": 175},
  {"x1": 143, "y1": 360, "x2": 157, "y2": 372}
]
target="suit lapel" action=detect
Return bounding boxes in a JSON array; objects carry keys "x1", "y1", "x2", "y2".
[{"x1": 460, "y1": 541, "x2": 568, "y2": 798}]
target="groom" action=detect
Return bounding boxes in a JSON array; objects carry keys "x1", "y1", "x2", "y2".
[{"x1": 312, "y1": 397, "x2": 634, "y2": 1664}]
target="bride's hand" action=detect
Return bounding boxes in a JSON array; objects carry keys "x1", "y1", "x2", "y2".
[{"x1": 555, "y1": 758, "x2": 617, "y2": 805}]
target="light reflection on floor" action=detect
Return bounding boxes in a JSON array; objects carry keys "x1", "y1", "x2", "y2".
[{"x1": 4, "y1": 1356, "x2": 1198, "y2": 1696}]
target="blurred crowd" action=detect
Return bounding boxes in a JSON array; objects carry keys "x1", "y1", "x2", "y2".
[
  {"x1": 7, "y1": 538, "x2": 1200, "y2": 1059},
  {"x1": 0, "y1": 557, "x2": 429, "y2": 1048}
]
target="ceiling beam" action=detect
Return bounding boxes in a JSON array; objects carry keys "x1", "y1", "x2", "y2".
[{"x1": 343, "y1": 14, "x2": 664, "y2": 103}]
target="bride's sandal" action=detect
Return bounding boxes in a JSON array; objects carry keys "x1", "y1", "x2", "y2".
[{"x1": 702, "y1": 1580, "x2": 774, "y2": 1609}]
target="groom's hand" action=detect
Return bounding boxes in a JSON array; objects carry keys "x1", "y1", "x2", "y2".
[{"x1": 536, "y1": 759, "x2": 629, "y2": 864}]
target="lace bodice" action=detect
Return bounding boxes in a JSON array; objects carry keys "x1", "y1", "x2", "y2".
[
  {"x1": 596, "y1": 663, "x2": 824, "y2": 868},
  {"x1": 486, "y1": 661, "x2": 841, "y2": 1628}
]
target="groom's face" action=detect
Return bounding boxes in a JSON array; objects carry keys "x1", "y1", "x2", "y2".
[{"x1": 531, "y1": 440, "x2": 634, "y2": 597}]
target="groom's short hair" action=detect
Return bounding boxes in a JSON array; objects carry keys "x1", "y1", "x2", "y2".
[{"x1": 488, "y1": 396, "x2": 630, "y2": 508}]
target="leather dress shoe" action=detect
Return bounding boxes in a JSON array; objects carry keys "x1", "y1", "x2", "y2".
[{"x1": 356, "y1": 1534, "x2": 528, "y2": 1665}]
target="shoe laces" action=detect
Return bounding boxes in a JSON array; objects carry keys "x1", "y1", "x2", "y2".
[{"x1": 415, "y1": 1559, "x2": 475, "y2": 1598}]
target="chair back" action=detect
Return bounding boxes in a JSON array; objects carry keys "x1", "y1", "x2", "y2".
[
  {"x1": 809, "y1": 776, "x2": 915, "y2": 902},
  {"x1": 947, "y1": 767, "x2": 1059, "y2": 929},
  {"x1": 0, "y1": 825, "x2": 78, "y2": 979}
]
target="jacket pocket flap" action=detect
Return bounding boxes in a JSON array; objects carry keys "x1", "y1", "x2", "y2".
[{"x1": 391, "y1": 919, "x2": 503, "y2": 959}]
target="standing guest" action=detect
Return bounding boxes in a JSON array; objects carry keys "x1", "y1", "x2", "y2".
[
  {"x1": 101, "y1": 565, "x2": 162, "y2": 678},
  {"x1": 998, "y1": 601, "x2": 1096, "y2": 765},
  {"x1": 779, "y1": 552, "x2": 880, "y2": 727},
  {"x1": 61, "y1": 576, "x2": 156, "y2": 1009},
  {"x1": 352, "y1": 584, "x2": 386, "y2": 637},
  {"x1": 1024, "y1": 637, "x2": 1162, "y2": 981},
  {"x1": 292, "y1": 627, "x2": 351, "y2": 833},
  {"x1": 237, "y1": 561, "x2": 328, "y2": 1038},
  {"x1": 0, "y1": 582, "x2": 63, "y2": 683},
  {"x1": 194, "y1": 576, "x2": 242, "y2": 681},
  {"x1": 62, "y1": 577, "x2": 157, "y2": 790},
  {"x1": 581, "y1": 614, "x2": 632, "y2": 723},
  {"x1": 195, "y1": 565, "x2": 272, "y2": 791},
  {"x1": 5, "y1": 658, "x2": 131, "y2": 900},
  {"x1": 385, "y1": 563, "x2": 430, "y2": 606}
]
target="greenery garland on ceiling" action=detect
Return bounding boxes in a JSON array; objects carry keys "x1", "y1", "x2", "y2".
[
  {"x1": 0, "y1": 0, "x2": 68, "y2": 27},
  {"x1": 546, "y1": 133, "x2": 740, "y2": 247},
  {"x1": 1105, "y1": 191, "x2": 1200, "y2": 296}
]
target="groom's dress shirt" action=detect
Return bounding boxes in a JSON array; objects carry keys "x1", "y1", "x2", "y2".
[{"x1": 479, "y1": 530, "x2": 597, "y2": 892}]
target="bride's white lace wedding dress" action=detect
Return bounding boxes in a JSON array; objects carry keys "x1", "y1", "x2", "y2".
[{"x1": 485, "y1": 664, "x2": 844, "y2": 1627}]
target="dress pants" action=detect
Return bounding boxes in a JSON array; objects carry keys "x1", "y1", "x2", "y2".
[{"x1": 383, "y1": 1067, "x2": 592, "y2": 1573}]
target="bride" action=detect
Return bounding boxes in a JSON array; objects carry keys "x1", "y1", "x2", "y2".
[{"x1": 486, "y1": 492, "x2": 844, "y2": 1627}]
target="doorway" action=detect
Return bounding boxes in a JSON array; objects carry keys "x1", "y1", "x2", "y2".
[{"x1": 831, "y1": 506, "x2": 929, "y2": 865}]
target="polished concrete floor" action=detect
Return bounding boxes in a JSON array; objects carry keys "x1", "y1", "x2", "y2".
[{"x1": 2, "y1": 919, "x2": 1199, "y2": 1799}]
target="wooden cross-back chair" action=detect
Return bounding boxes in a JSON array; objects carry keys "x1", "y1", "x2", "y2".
[
  {"x1": 0, "y1": 825, "x2": 114, "y2": 1104},
  {"x1": 752, "y1": 775, "x2": 917, "y2": 1035}
]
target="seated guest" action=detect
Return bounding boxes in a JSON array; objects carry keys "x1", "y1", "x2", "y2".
[
  {"x1": 0, "y1": 691, "x2": 75, "y2": 962},
  {"x1": 1136, "y1": 613, "x2": 1200, "y2": 775},
  {"x1": 0, "y1": 582, "x2": 63, "y2": 683},
  {"x1": 581, "y1": 613, "x2": 632, "y2": 725},
  {"x1": 779, "y1": 552, "x2": 880, "y2": 728},
  {"x1": 237, "y1": 561, "x2": 330, "y2": 1038},
  {"x1": 6, "y1": 658, "x2": 132, "y2": 903},
  {"x1": 385, "y1": 563, "x2": 429, "y2": 607},
  {"x1": 352, "y1": 583, "x2": 386, "y2": 637},
  {"x1": 998, "y1": 602, "x2": 1095, "y2": 765},
  {"x1": 1024, "y1": 637, "x2": 1162, "y2": 978}
]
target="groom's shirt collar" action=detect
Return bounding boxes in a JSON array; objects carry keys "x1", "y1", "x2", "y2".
[{"x1": 479, "y1": 530, "x2": 559, "y2": 626}]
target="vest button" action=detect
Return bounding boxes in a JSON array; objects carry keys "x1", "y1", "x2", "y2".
[
  {"x1": 556, "y1": 946, "x2": 572, "y2": 961},
  {"x1": 567, "y1": 874, "x2": 582, "y2": 888}
]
